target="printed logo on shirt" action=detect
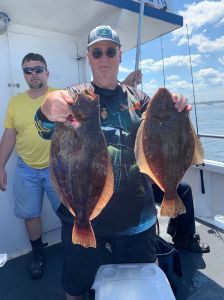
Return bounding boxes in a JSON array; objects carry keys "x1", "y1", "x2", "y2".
[
  {"x1": 100, "y1": 108, "x2": 108, "y2": 120},
  {"x1": 120, "y1": 100, "x2": 141, "y2": 112}
]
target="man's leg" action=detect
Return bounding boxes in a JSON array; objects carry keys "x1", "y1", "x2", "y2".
[
  {"x1": 25, "y1": 217, "x2": 46, "y2": 278},
  {"x1": 25, "y1": 217, "x2": 42, "y2": 240},
  {"x1": 43, "y1": 166, "x2": 61, "y2": 213},
  {"x1": 167, "y1": 182, "x2": 195, "y2": 237},
  {"x1": 13, "y1": 157, "x2": 46, "y2": 278},
  {"x1": 152, "y1": 182, "x2": 210, "y2": 253},
  {"x1": 61, "y1": 221, "x2": 112, "y2": 299}
]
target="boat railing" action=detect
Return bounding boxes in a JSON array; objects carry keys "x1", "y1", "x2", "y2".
[{"x1": 199, "y1": 133, "x2": 224, "y2": 139}]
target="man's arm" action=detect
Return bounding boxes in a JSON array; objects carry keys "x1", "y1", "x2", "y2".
[
  {"x1": 35, "y1": 90, "x2": 73, "y2": 140},
  {"x1": 0, "y1": 128, "x2": 17, "y2": 191},
  {"x1": 35, "y1": 107, "x2": 56, "y2": 140},
  {"x1": 122, "y1": 70, "x2": 142, "y2": 87}
]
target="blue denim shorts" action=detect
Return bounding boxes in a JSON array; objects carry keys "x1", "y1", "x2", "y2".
[{"x1": 13, "y1": 157, "x2": 60, "y2": 218}]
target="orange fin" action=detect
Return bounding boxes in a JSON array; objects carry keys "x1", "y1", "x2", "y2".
[
  {"x1": 160, "y1": 194, "x2": 186, "y2": 217},
  {"x1": 134, "y1": 120, "x2": 164, "y2": 191},
  {"x1": 72, "y1": 221, "x2": 96, "y2": 248},
  {"x1": 190, "y1": 121, "x2": 204, "y2": 165},
  {"x1": 90, "y1": 156, "x2": 114, "y2": 220}
]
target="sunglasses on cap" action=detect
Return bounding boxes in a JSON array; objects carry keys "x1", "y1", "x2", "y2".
[
  {"x1": 90, "y1": 47, "x2": 117, "y2": 59},
  {"x1": 23, "y1": 66, "x2": 47, "y2": 75}
]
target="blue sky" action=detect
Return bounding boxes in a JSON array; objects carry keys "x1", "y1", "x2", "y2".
[{"x1": 119, "y1": 0, "x2": 224, "y2": 103}]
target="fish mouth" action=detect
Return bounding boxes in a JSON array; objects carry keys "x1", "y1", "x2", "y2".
[{"x1": 66, "y1": 115, "x2": 80, "y2": 128}]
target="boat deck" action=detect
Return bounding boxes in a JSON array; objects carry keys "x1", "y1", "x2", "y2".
[{"x1": 0, "y1": 219, "x2": 224, "y2": 300}]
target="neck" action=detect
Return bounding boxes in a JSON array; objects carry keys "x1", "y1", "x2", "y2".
[
  {"x1": 92, "y1": 79, "x2": 118, "y2": 90},
  {"x1": 27, "y1": 86, "x2": 48, "y2": 99}
]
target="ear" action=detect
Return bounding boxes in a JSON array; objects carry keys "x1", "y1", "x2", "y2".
[
  {"x1": 119, "y1": 49, "x2": 122, "y2": 63},
  {"x1": 86, "y1": 51, "x2": 90, "y2": 65}
]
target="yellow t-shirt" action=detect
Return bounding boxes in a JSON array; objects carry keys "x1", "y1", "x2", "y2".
[{"x1": 4, "y1": 87, "x2": 55, "y2": 169}]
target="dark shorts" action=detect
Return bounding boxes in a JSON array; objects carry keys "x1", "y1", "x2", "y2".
[{"x1": 61, "y1": 221, "x2": 157, "y2": 296}]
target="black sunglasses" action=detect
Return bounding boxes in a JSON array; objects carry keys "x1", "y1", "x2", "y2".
[
  {"x1": 23, "y1": 66, "x2": 47, "y2": 75},
  {"x1": 91, "y1": 47, "x2": 117, "y2": 59}
]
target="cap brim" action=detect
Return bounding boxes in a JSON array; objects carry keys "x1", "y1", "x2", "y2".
[{"x1": 87, "y1": 38, "x2": 121, "y2": 47}]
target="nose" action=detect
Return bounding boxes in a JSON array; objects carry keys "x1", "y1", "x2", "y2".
[{"x1": 100, "y1": 52, "x2": 110, "y2": 61}]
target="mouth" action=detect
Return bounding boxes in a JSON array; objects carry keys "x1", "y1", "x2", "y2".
[
  {"x1": 31, "y1": 78, "x2": 41, "y2": 82},
  {"x1": 99, "y1": 65, "x2": 110, "y2": 70}
]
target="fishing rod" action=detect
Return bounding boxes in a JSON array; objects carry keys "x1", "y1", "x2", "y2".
[
  {"x1": 134, "y1": 0, "x2": 145, "y2": 88},
  {"x1": 160, "y1": 36, "x2": 166, "y2": 87},
  {"x1": 186, "y1": 24, "x2": 206, "y2": 193},
  {"x1": 186, "y1": 23, "x2": 199, "y2": 137},
  {"x1": 135, "y1": 0, "x2": 145, "y2": 72}
]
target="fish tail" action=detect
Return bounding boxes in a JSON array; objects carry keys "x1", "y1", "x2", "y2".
[
  {"x1": 72, "y1": 221, "x2": 96, "y2": 248},
  {"x1": 160, "y1": 194, "x2": 186, "y2": 217}
]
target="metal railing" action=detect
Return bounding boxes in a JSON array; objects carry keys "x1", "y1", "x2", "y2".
[{"x1": 199, "y1": 134, "x2": 224, "y2": 139}]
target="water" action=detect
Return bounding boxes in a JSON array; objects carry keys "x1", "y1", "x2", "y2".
[{"x1": 191, "y1": 102, "x2": 224, "y2": 163}]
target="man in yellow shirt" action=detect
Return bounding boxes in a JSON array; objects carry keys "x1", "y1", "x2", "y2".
[{"x1": 0, "y1": 53, "x2": 60, "y2": 279}]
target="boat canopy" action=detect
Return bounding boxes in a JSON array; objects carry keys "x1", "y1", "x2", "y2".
[{"x1": 0, "y1": 0, "x2": 183, "y2": 51}]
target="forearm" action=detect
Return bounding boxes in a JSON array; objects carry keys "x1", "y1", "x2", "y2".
[
  {"x1": 34, "y1": 107, "x2": 55, "y2": 140},
  {"x1": 0, "y1": 129, "x2": 16, "y2": 168}
]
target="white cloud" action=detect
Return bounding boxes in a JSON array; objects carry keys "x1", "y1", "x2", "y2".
[
  {"x1": 194, "y1": 67, "x2": 224, "y2": 78},
  {"x1": 166, "y1": 76, "x2": 193, "y2": 92},
  {"x1": 189, "y1": 34, "x2": 224, "y2": 52},
  {"x1": 166, "y1": 75, "x2": 181, "y2": 81},
  {"x1": 140, "y1": 54, "x2": 202, "y2": 72},
  {"x1": 143, "y1": 79, "x2": 159, "y2": 96},
  {"x1": 142, "y1": 67, "x2": 224, "y2": 102},
  {"x1": 172, "y1": 1, "x2": 224, "y2": 54},
  {"x1": 176, "y1": 0, "x2": 224, "y2": 36},
  {"x1": 218, "y1": 56, "x2": 224, "y2": 64},
  {"x1": 166, "y1": 80, "x2": 192, "y2": 90},
  {"x1": 193, "y1": 68, "x2": 224, "y2": 88},
  {"x1": 119, "y1": 65, "x2": 133, "y2": 73}
]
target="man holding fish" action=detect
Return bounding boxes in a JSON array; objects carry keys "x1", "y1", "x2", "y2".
[
  {"x1": 0, "y1": 51, "x2": 143, "y2": 281},
  {"x1": 35, "y1": 26, "x2": 209, "y2": 300}
]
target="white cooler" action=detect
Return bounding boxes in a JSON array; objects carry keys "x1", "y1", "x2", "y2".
[{"x1": 92, "y1": 263, "x2": 176, "y2": 300}]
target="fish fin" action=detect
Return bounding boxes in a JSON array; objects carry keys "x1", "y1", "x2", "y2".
[
  {"x1": 190, "y1": 122, "x2": 204, "y2": 165},
  {"x1": 69, "y1": 206, "x2": 76, "y2": 217},
  {"x1": 134, "y1": 120, "x2": 164, "y2": 191},
  {"x1": 160, "y1": 194, "x2": 186, "y2": 217},
  {"x1": 72, "y1": 221, "x2": 96, "y2": 248},
  {"x1": 90, "y1": 157, "x2": 114, "y2": 220}
]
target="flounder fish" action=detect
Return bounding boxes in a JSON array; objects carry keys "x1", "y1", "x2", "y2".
[
  {"x1": 50, "y1": 89, "x2": 114, "y2": 248},
  {"x1": 134, "y1": 87, "x2": 204, "y2": 217}
]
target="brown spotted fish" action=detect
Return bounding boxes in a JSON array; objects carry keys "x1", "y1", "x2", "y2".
[
  {"x1": 50, "y1": 89, "x2": 114, "y2": 248},
  {"x1": 134, "y1": 87, "x2": 203, "y2": 217}
]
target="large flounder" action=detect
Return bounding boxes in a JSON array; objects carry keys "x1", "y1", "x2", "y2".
[
  {"x1": 50, "y1": 89, "x2": 114, "y2": 248},
  {"x1": 134, "y1": 87, "x2": 203, "y2": 217}
]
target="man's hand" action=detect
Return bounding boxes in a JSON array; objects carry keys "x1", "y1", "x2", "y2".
[
  {"x1": 122, "y1": 69, "x2": 142, "y2": 87},
  {"x1": 41, "y1": 90, "x2": 74, "y2": 122},
  {"x1": 0, "y1": 167, "x2": 7, "y2": 191},
  {"x1": 171, "y1": 93, "x2": 192, "y2": 112}
]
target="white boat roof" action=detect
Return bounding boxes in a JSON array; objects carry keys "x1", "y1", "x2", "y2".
[{"x1": 0, "y1": 0, "x2": 183, "y2": 51}]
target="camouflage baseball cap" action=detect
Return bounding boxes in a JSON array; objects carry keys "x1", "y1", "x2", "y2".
[{"x1": 87, "y1": 25, "x2": 121, "y2": 47}]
